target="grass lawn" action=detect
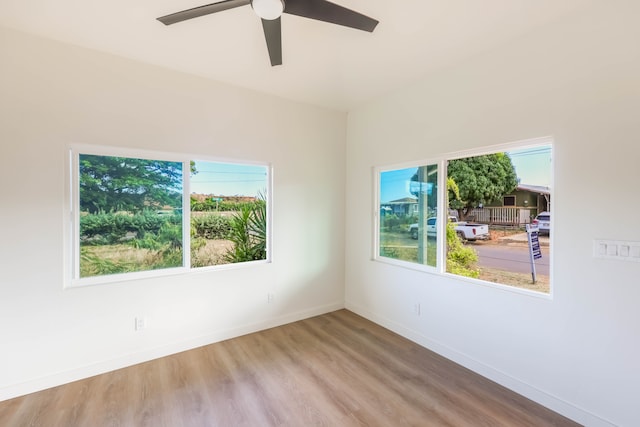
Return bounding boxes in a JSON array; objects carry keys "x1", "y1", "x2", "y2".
[
  {"x1": 80, "y1": 238, "x2": 235, "y2": 277},
  {"x1": 379, "y1": 230, "x2": 437, "y2": 267},
  {"x1": 80, "y1": 244, "x2": 181, "y2": 277},
  {"x1": 479, "y1": 268, "x2": 550, "y2": 293}
]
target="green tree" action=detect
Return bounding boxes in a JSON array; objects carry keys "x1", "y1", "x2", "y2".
[
  {"x1": 447, "y1": 176, "x2": 461, "y2": 209},
  {"x1": 447, "y1": 153, "x2": 517, "y2": 219},
  {"x1": 79, "y1": 155, "x2": 183, "y2": 213}
]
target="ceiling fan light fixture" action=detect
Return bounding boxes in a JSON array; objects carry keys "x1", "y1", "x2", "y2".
[{"x1": 251, "y1": 0, "x2": 285, "y2": 20}]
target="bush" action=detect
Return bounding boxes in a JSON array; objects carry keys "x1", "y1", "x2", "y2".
[
  {"x1": 190, "y1": 197, "x2": 263, "y2": 212},
  {"x1": 446, "y1": 222, "x2": 480, "y2": 278},
  {"x1": 381, "y1": 214, "x2": 401, "y2": 231},
  {"x1": 80, "y1": 210, "x2": 232, "y2": 259},
  {"x1": 403, "y1": 214, "x2": 418, "y2": 226},
  {"x1": 191, "y1": 214, "x2": 232, "y2": 240},
  {"x1": 80, "y1": 211, "x2": 181, "y2": 244}
]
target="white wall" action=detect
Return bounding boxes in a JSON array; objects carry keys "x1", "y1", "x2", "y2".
[
  {"x1": 0, "y1": 27, "x2": 346, "y2": 400},
  {"x1": 345, "y1": 3, "x2": 640, "y2": 427},
  {"x1": 3, "y1": 3, "x2": 640, "y2": 424}
]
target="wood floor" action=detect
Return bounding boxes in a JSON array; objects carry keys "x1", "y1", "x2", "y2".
[{"x1": 0, "y1": 310, "x2": 579, "y2": 427}]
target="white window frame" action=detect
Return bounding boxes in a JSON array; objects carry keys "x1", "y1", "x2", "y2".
[
  {"x1": 65, "y1": 145, "x2": 272, "y2": 288},
  {"x1": 373, "y1": 160, "x2": 445, "y2": 274},
  {"x1": 373, "y1": 136, "x2": 553, "y2": 297}
]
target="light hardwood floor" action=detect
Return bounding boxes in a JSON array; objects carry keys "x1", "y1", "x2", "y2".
[{"x1": 0, "y1": 310, "x2": 579, "y2": 426}]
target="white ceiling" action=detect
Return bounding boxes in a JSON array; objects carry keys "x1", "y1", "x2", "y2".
[{"x1": 0, "y1": 1, "x2": 595, "y2": 111}]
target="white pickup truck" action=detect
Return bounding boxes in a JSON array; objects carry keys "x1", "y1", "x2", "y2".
[{"x1": 409, "y1": 216, "x2": 490, "y2": 241}]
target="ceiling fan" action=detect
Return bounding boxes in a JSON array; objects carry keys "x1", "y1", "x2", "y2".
[{"x1": 157, "y1": 0, "x2": 379, "y2": 66}]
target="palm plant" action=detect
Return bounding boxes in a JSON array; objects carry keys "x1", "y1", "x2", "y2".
[{"x1": 224, "y1": 198, "x2": 267, "y2": 263}]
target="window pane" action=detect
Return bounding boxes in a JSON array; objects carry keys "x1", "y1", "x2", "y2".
[
  {"x1": 78, "y1": 154, "x2": 184, "y2": 278},
  {"x1": 503, "y1": 196, "x2": 516, "y2": 206},
  {"x1": 190, "y1": 161, "x2": 268, "y2": 267},
  {"x1": 447, "y1": 145, "x2": 552, "y2": 293},
  {"x1": 379, "y1": 164, "x2": 438, "y2": 267}
]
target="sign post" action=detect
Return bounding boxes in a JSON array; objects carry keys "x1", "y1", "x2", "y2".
[
  {"x1": 526, "y1": 224, "x2": 542, "y2": 284},
  {"x1": 211, "y1": 197, "x2": 223, "y2": 210}
]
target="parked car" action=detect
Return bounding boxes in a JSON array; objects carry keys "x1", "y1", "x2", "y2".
[
  {"x1": 532, "y1": 211, "x2": 551, "y2": 235},
  {"x1": 409, "y1": 216, "x2": 490, "y2": 241}
]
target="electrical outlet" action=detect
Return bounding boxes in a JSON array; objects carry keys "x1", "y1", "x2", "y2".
[
  {"x1": 267, "y1": 293, "x2": 275, "y2": 304},
  {"x1": 135, "y1": 316, "x2": 146, "y2": 331}
]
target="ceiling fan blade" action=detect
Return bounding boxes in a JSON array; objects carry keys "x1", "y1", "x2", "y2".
[
  {"x1": 261, "y1": 18, "x2": 283, "y2": 66},
  {"x1": 157, "y1": 0, "x2": 251, "y2": 25},
  {"x1": 284, "y1": 0, "x2": 378, "y2": 32}
]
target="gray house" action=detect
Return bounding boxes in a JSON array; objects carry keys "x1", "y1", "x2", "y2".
[{"x1": 382, "y1": 197, "x2": 418, "y2": 217}]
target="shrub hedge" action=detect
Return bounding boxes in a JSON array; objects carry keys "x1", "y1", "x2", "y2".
[{"x1": 80, "y1": 211, "x2": 232, "y2": 244}]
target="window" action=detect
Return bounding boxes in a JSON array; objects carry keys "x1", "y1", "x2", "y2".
[
  {"x1": 190, "y1": 160, "x2": 268, "y2": 269},
  {"x1": 375, "y1": 138, "x2": 552, "y2": 294},
  {"x1": 503, "y1": 195, "x2": 516, "y2": 206},
  {"x1": 68, "y1": 147, "x2": 270, "y2": 286},
  {"x1": 378, "y1": 164, "x2": 439, "y2": 268}
]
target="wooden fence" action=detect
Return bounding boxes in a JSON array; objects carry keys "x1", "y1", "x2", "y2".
[{"x1": 468, "y1": 207, "x2": 537, "y2": 226}]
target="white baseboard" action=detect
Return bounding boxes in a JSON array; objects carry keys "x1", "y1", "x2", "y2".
[
  {"x1": 345, "y1": 301, "x2": 615, "y2": 427},
  {"x1": 0, "y1": 301, "x2": 344, "y2": 402}
]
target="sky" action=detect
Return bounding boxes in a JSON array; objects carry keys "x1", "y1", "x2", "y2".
[
  {"x1": 507, "y1": 145, "x2": 552, "y2": 188},
  {"x1": 380, "y1": 168, "x2": 419, "y2": 203},
  {"x1": 380, "y1": 145, "x2": 552, "y2": 203},
  {"x1": 191, "y1": 146, "x2": 552, "y2": 201},
  {"x1": 190, "y1": 161, "x2": 268, "y2": 197}
]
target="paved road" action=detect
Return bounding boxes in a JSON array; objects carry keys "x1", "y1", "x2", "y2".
[{"x1": 470, "y1": 242, "x2": 550, "y2": 276}]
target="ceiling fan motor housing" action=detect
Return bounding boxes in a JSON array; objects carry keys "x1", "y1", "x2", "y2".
[{"x1": 252, "y1": 0, "x2": 285, "y2": 20}]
